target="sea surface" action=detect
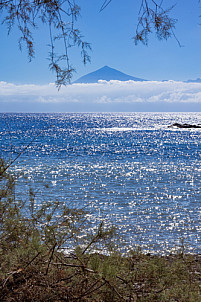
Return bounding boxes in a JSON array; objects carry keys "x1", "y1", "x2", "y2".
[{"x1": 0, "y1": 112, "x2": 201, "y2": 254}]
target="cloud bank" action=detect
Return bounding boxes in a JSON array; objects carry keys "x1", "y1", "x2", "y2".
[{"x1": 0, "y1": 80, "x2": 201, "y2": 112}]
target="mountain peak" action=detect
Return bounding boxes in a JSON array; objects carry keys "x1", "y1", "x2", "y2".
[
  {"x1": 186, "y1": 78, "x2": 201, "y2": 83},
  {"x1": 74, "y1": 66, "x2": 146, "y2": 83}
]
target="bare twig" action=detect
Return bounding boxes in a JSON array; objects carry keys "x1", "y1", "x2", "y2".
[
  {"x1": 47, "y1": 261, "x2": 96, "y2": 273},
  {"x1": 45, "y1": 243, "x2": 57, "y2": 275},
  {"x1": 100, "y1": 0, "x2": 112, "y2": 12},
  {"x1": 74, "y1": 279, "x2": 106, "y2": 300}
]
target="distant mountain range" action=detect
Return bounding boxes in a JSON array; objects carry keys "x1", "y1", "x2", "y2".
[
  {"x1": 73, "y1": 66, "x2": 201, "y2": 84},
  {"x1": 186, "y1": 78, "x2": 201, "y2": 83},
  {"x1": 73, "y1": 66, "x2": 146, "y2": 83}
]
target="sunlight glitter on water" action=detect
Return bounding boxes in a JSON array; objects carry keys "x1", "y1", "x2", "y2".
[{"x1": 1, "y1": 113, "x2": 201, "y2": 253}]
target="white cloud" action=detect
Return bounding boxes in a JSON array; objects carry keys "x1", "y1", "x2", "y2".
[{"x1": 0, "y1": 80, "x2": 201, "y2": 112}]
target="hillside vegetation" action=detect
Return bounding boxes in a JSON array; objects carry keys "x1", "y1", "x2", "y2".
[{"x1": 0, "y1": 158, "x2": 200, "y2": 301}]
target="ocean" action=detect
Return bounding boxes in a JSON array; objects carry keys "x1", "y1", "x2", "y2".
[{"x1": 0, "y1": 112, "x2": 201, "y2": 254}]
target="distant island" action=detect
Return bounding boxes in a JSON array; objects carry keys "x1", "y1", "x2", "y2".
[
  {"x1": 186, "y1": 78, "x2": 201, "y2": 83},
  {"x1": 73, "y1": 65, "x2": 147, "y2": 83},
  {"x1": 73, "y1": 65, "x2": 201, "y2": 85}
]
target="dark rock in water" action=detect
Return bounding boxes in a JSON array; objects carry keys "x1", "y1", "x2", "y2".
[{"x1": 168, "y1": 123, "x2": 201, "y2": 129}]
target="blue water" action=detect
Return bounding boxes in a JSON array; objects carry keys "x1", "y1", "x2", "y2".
[{"x1": 0, "y1": 113, "x2": 201, "y2": 254}]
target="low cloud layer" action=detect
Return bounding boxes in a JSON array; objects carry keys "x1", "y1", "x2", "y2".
[{"x1": 0, "y1": 80, "x2": 201, "y2": 112}]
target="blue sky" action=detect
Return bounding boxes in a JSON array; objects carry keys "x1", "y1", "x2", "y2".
[{"x1": 0, "y1": 0, "x2": 201, "y2": 112}]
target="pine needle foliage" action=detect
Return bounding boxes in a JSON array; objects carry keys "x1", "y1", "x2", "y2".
[
  {"x1": 0, "y1": 1, "x2": 184, "y2": 88},
  {"x1": 0, "y1": 0, "x2": 91, "y2": 88},
  {"x1": 101, "y1": 0, "x2": 180, "y2": 46},
  {"x1": 0, "y1": 157, "x2": 201, "y2": 301}
]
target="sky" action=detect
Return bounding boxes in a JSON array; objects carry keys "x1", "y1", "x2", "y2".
[{"x1": 0, "y1": 0, "x2": 201, "y2": 112}]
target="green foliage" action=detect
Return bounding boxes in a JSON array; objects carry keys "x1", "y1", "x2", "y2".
[
  {"x1": 100, "y1": 1, "x2": 180, "y2": 46},
  {"x1": 0, "y1": 1, "x2": 186, "y2": 88},
  {"x1": 134, "y1": 4, "x2": 178, "y2": 46},
  {"x1": 0, "y1": 0, "x2": 91, "y2": 88},
  {"x1": 0, "y1": 158, "x2": 201, "y2": 301}
]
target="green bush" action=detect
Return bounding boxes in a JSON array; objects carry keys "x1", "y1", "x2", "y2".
[{"x1": 0, "y1": 158, "x2": 200, "y2": 301}]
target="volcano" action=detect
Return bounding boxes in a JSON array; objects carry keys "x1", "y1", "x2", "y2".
[{"x1": 74, "y1": 66, "x2": 146, "y2": 83}]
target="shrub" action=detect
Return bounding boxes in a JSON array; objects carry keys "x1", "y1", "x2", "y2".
[{"x1": 0, "y1": 158, "x2": 200, "y2": 301}]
